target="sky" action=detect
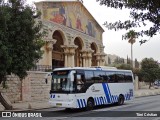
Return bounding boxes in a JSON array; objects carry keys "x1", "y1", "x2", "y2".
[{"x1": 27, "y1": 0, "x2": 160, "y2": 62}]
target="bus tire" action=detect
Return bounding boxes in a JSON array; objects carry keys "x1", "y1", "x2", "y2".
[
  {"x1": 117, "y1": 95, "x2": 124, "y2": 105},
  {"x1": 86, "y1": 98, "x2": 94, "y2": 110}
]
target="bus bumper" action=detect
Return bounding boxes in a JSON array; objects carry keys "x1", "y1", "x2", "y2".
[{"x1": 48, "y1": 100, "x2": 76, "y2": 108}]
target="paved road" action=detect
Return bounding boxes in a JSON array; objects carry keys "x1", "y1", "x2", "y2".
[{"x1": 1, "y1": 95, "x2": 160, "y2": 120}]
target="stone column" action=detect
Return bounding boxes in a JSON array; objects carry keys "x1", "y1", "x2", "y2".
[
  {"x1": 87, "y1": 50, "x2": 93, "y2": 67},
  {"x1": 61, "y1": 45, "x2": 77, "y2": 67},
  {"x1": 95, "y1": 53, "x2": 106, "y2": 66},
  {"x1": 67, "y1": 54, "x2": 71, "y2": 67},
  {"x1": 71, "y1": 53, "x2": 75, "y2": 67},
  {"x1": 81, "y1": 51, "x2": 87, "y2": 67},
  {"x1": 64, "y1": 54, "x2": 68, "y2": 67},
  {"x1": 81, "y1": 49, "x2": 93, "y2": 67},
  {"x1": 85, "y1": 58, "x2": 88, "y2": 67},
  {"x1": 96, "y1": 54, "x2": 100, "y2": 66},
  {"x1": 45, "y1": 39, "x2": 57, "y2": 66},
  {"x1": 88, "y1": 57, "x2": 92, "y2": 67},
  {"x1": 100, "y1": 53, "x2": 106, "y2": 66},
  {"x1": 82, "y1": 57, "x2": 86, "y2": 67},
  {"x1": 61, "y1": 45, "x2": 69, "y2": 67}
]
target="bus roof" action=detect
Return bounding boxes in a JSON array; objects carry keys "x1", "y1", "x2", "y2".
[{"x1": 53, "y1": 67, "x2": 133, "y2": 72}]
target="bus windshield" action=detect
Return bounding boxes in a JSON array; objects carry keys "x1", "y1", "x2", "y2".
[{"x1": 51, "y1": 70, "x2": 75, "y2": 93}]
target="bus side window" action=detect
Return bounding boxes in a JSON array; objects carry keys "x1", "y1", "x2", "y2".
[
  {"x1": 84, "y1": 71, "x2": 94, "y2": 83},
  {"x1": 106, "y1": 71, "x2": 116, "y2": 83},
  {"x1": 94, "y1": 71, "x2": 105, "y2": 83},
  {"x1": 116, "y1": 72, "x2": 125, "y2": 83},
  {"x1": 125, "y1": 72, "x2": 133, "y2": 82}
]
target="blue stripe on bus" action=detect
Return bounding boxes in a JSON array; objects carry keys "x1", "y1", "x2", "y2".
[
  {"x1": 96, "y1": 97, "x2": 98, "y2": 105},
  {"x1": 113, "y1": 96, "x2": 115, "y2": 102},
  {"x1": 101, "y1": 97, "x2": 104, "y2": 104},
  {"x1": 94, "y1": 97, "x2": 97, "y2": 105},
  {"x1": 99, "y1": 97, "x2": 102, "y2": 105},
  {"x1": 77, "y1": 99, "x2": 81, "y2": 108},
  {"x1": 80, "y1": 99, "x2": 84, "y2": 108},
  {"x1": 112, "y1": 95, "x2": 114, "y2": 103},
  {"x1": 50, "y1": 94, "x2": 55, "y2": 98},
  {"x1": 102, "y1": 83, "x2": 111, "y2": 103},
  {"x1": 97, "y1": 97, "x2": 101, "y2": 105},
  {"x1": 115, "y1": 96, "x2": 117, "y2": 102},
  {"x1": 104, "y1": 97, "x2": 107, "y2": 104},
  {"x1": 83, "y1": 99, "x2": 86, "y2": 107},
  {"x1": 106, "y1": 83, "x2": 112, "y2": 103},
  {"x1": 97, "y1": 97, "x2": 100, "y2": 105}
]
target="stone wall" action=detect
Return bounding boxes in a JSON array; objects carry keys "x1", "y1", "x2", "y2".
[
  {"x1": 0, "y1": 74, "x2": 21, "y2": 103},
  {"x1": 28, "y1": 71, "x2": 51, "y2": 101},
  {"x1": 0, "y1": 71, "x2": 51, "y2": 103}
]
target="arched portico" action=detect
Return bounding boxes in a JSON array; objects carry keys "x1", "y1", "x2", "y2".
[
  {"x1": 74, "y1": 37, "x2": 84, "y2": 67},
  {"x1": 52, "y1": 30, "x2": 65, "y2": 68}
]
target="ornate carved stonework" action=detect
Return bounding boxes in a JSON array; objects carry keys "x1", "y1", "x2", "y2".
[{"x1": 45, "y1": 39, "x2": 57, "y2": 51}]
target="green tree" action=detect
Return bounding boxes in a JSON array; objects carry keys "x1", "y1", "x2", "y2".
[
  {"x1": 135, "y1": 58, "x2": 139, "y2": 68},
  {"x1": 113, "y1": 63, "x2": 132, "y2": 70},
  {"x1": 97, "y1": 0, "x2": 160, "y2": 44},
  {"x1": 124, "y1": 30, "x2": 136, "y2": 68},
  {"x1": 0, "y1": 0, "x2": 44, "y2": 85},
  {"x1": 140, "y1": 58, "x2": 160, "y2": 89}
]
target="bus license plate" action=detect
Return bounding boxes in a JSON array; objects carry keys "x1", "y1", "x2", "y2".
[{"x1": 56, "y1": 103, "x2": 62, "y2": 106}]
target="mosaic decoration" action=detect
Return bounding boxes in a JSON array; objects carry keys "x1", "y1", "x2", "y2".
[{"x1": 42, "y1": 2, "x2": 102, "y2": 40}]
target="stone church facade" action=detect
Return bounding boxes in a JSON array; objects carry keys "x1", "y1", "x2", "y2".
[{"x1": 35, "y1": 0, "x2": 106, "y2": 69}]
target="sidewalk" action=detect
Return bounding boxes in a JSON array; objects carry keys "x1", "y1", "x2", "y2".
[{"x1": 1, "y1": 88, "x2": 160, "y2": 111}]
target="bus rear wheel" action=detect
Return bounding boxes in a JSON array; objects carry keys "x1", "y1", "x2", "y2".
[
  {"x1": 117, "y1": 95, "x2": 124, "y2": 105},
  {"x1": 86, "y1": 98, "x2": 94, "y2": 110}
]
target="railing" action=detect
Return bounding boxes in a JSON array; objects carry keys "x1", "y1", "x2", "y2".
[
  {"x1": 31, "y1": 65, "x2": 52, "y2": 72},
  {"x1": 30, "y1": 65, "x2": 66, "y2": 72}
]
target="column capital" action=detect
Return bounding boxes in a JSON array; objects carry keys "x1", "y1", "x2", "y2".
[
  {"x1": 45, "y1": 39, "x2": 57, "y2": 51},
  {"x1": 61, "y1": 45, "x2": 78, "y2": 55}
]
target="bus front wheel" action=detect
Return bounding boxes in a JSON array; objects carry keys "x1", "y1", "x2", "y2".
[{"x1": 86, "y1": 98, "x2": 94, "y2": 110}]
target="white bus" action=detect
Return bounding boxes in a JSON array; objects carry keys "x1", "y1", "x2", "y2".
[{"x1": 49, "y1": 67, "x2": 134, "y2": 110}]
